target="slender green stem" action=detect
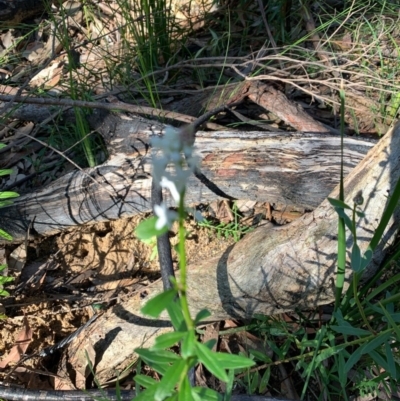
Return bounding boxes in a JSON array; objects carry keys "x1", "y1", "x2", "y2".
[
  {"x1": 350, "y1": 203, "x2": 374, "y2": 332},
  {"x1": 347, "y1": 292, "x2": 400, "y2": 320},
  {"x1": 353, "y1": 273, "x2": 374, "y2": 333},
  {"x1": 334, "y1": 87, "x2": 347, "y2": 311},
  {"x1": 177, "y1": 192, "x2": 194, "y2": 332}
]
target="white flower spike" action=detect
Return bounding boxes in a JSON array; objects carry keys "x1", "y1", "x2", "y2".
[
  {"x1": 154, "y1": 203, "x2": 176, "y2": 230},
  {"x1": 160, "y1": 176, "x2": 180, "y2": 203}
]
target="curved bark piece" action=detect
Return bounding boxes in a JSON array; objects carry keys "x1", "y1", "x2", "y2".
[
  {"x1": 65, "y1": 124, "x2": 400, "y2": 383},
  {"x1": 0, "y1": 121, "x2": 374, "y2": 243}
]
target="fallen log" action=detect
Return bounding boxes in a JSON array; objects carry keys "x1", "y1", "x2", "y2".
[
  {"x1": 0, "y1": 110, "x2": 375, "y2": 243},
  {"x1": 63, "y1": 124, "x2": 400, "y2": 384}
]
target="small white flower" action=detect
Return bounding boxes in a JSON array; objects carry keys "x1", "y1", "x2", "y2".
[
  {"x1": 154, "y1": 203, "x2": 176, "y2": 230},
  {"x1": 160, "y1": 176, "x2": 181, "y2": 203}
]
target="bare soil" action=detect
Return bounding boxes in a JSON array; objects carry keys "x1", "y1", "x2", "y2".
[{"x1": 0, "y1": 210, "x2": 237, "y2": 388}]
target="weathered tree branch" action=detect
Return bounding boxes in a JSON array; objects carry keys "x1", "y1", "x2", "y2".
[{"x1": 0, "y1": 109, "x2": 375, "y2": 243}]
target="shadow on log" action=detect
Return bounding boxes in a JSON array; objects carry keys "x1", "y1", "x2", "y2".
[
  {"x1": 62, "y1": 123, "x2": 400, "y2": 384},
  {"x1": 0, "y1": 110, "x2": 375, "y2": 243}
]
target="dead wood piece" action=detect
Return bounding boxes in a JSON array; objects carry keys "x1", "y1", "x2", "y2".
[
  {"x1": 170, "y1": 80, "x2": 329, "y2": 133},
  {"x1": 0, "y1": 116, "x2": 375, "y2": 243},
  {"x1": 0, "y1": 79, "x2": 328, "y2": 136},
  {"x1": 64, "y1": 124, "x2": 399, "y2": 384},
  {"x1": 246, "y1": 81, "x2": 329, "y2": 132}
]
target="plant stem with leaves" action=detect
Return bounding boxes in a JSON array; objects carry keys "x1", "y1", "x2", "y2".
[{"x1": 134, "y1": 127, "x2": 254, "y2": 400}]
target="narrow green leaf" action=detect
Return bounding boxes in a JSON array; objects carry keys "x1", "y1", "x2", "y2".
[
  {"x1": 133, "y1": 384, "x2": 159, "y2": 401},
  {"x1": 136, "y1": 358, "x2": 142, "y2": 396},
  {"x1": 135, "y1": 216, "x2": 168, "y2": 240},
  {"x1": 335, "y1": 208, "x2": 354, "y2": 232},
  {"x1": 259, "y1": 367, "x2": 270, "y2": 394},
  {"x1": 181, "y1": 330, "x2": 196, "y2": 358},
  {"x1": 335, "y1": 212, "x2": 347, "y2": 308},
  {"x1": 249, "y1": 349, "x2": 272, "y2": 363},
  {"x1": 314, "y1": 346, "x2": 339, "y2": 364},
  {"x1": 194, "y1": 309, "x2": 211, "y2": 324},
  {"x1": 135, "y1": 348, "x2": 180, "y2": 365},
  {"x1": 360, "y1": 248, "x2": 373, "y2": 271},
  {"x1": 369, "y1": 349, "x2": 390, "y2": 372},
  {"x1": 344, "y1": 344, "x2": 365, "y2": 373},
  {"x1": 196, "y1": 342, "x2": 228, "y2": 382},
  {"x1": 0, "y1": 191, "x2": 19, "y2": 200},
  {"x1": 155, "y1": 358, "x2": 185, "y2": 401},
  {"x1": 368, "y1": 173, "x2": 400, "y2": 251},
  {"x1": 0, "y1": 169, "x2": 13, "y2": 177},
  {"x1": 361, "y1": 332, "x2": 392, "y2": 355},
  {"x1": 203, "y1": 339, "x2": 217, "y2": 350},
  {"x1": 382, "y1": 313, "x2": 400, "y2": 323},
  {"x1": 351, "y1": 243, "x2": 362, "y2": 273},
  {"x1": 153, "y1": 332, "x2": 186, "y2": 350},
  {"x1": 328, "y1": 198, "x2": 352, "y2": 210},
  {"x1": 0, "y1": 143, "x2": 6, "y2": 150},
  {"x1": 301, "y1": 325, "x2": 326, "y2": 399},
  {"x1": 333, "y1": 309, "x2": 346, "y2": 326},
  {"x1": 224, "y1": 369, "x2": 234, "y2": 401},
  {"x1": 385, "y1": 292, "x2": 394, "y2": 314},
  {"x1": 0, "y1": 274, "x2": 13, "y2": 284},
  {"x1": 167, "y1": 299, "x2": 186, "y2": 331},
  {"x1": 148, "y1": 362, "x2": 169, "y2": 376},
  {"x1": 141, "y1": 289, "x2": 177, "y2": 317},
  {"x1": 0, "y1": 200, "x2": 15, "y2": 208},
  {"x1": 213, "y1": 352, "x2": 256, "y2": 369},
  {"x1": 134, "y1": 374, "x2": 158, "y2": 388},
  {"x1": 266, "y1": 340, "x2": 284, "y2": 359},
  {"x1": 379, "y1": 302, "x2": 400, "y2": 340},
  {"x1": 249, "y1": 371, "x2": 259, "y2": 394},
  {"x1": 330, "y1": 325, "x2": 370, "y2": 336},
  {"x1": 338, "y1": 351, "x2": 346, "y2": 388},
  {"x1": 385, "y1": 341, "x2": 396, "y2": 378},
  {"x1": 178, "y1": 376, "x2": 194, "y2": 401},
  {"x1": 365, "y1": 274, "x2": 400, "y2": 302},
  {"x1": 0, "y1": 229, "x2": 12, "y2": 241},
  {"x1": 192, "y1": 387, "x2": 223, "y2": 401}
]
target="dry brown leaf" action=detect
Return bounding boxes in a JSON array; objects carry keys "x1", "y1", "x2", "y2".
[
  {"x1": 202, "y1": 322, "x2": 219, "y2": 352},
  {"x1": 215, "y1": 200, "x2": 233, "y2": 223},
  {"x1": 22, "y1": 42, "x2": 45, "y2": 62},
  {"x1": 74, "y1": 343, "x2": 96, "y2": 389},
  {"x1": 8, "y1": 243, "x2": 27, "y2": 272},
  {"x1": 0, "y1": 316, "x2": 32, "y2": 369},
  {"x1": 30, "y1": 62, "x2": 63, "y2": 88},
  {"x1": 88, "y1": 277, "x2": 141, "y2": 291}
]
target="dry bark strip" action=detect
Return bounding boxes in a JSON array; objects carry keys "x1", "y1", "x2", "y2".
[
  {"x1": 0, "y1": 109, "x2": 375, "y2": 243},
  {"x1": 63, "y1": 124, "x2": 400, "y2": 384},
  {"x1": 246, "y1": 81, "x2": 330, "y2": 132}
]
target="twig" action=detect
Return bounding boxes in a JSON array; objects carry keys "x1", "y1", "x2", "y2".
[{"x1": 0, "y1": 94, "x2": 210, "y2": 126}]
